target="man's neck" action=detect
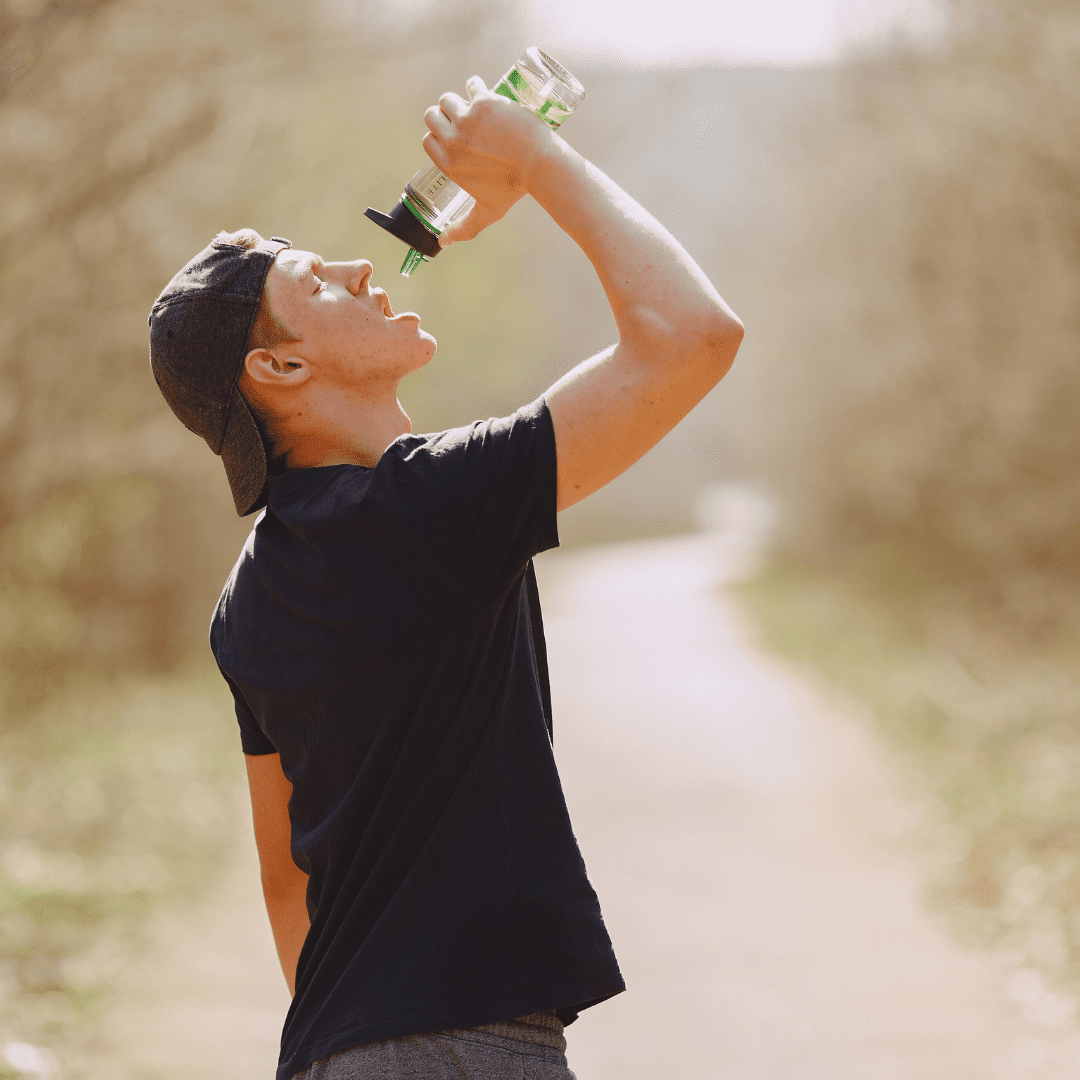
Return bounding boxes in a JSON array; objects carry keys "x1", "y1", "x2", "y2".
[{"x1": 281, "y1": 386, "x2": 412, "y2": 470}]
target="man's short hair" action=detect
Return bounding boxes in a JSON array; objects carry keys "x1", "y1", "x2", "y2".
[{"x1": 214, "y1": 229, "x2": 299, "y2": 353}]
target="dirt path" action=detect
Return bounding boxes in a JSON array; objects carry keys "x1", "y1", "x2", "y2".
[
  {"x1": 99, "y1": 532, "x2": 1080, "y2": 1079},
  {"x1": 539, "y1": 534, "x2": 1080, "y2": 1080},
  {"x1": 98, "y1": 801, "x2": 289, "y2": 1080}
]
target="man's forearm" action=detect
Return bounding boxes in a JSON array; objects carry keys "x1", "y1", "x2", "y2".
[
  {"x1": 527, "y1": 137, "x2": 741, "y2": 355},
  {"x1": 263, "y1": 876, "x2": 310, "y2": 996}
]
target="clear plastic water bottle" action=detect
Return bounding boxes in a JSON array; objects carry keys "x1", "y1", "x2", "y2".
[{"x1": 365, "y1": 47, "x2": 585, "y2": 277}]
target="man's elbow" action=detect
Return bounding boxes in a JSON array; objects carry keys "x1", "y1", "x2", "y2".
[
  {"x1": 697, "y1": 310, "x2": 744, "y2": 382},
  {"x1": 626, "y1": 303, "x2": 743, "y2": 381}
]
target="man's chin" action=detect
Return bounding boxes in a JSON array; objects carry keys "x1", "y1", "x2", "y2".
[{"x1": 402, "y1": 331, "x2": 437, "y2": 374}]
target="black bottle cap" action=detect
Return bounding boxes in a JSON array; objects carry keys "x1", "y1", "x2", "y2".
[{"x1": 364, "y1": 201, "x2": 442, "y2": 259}]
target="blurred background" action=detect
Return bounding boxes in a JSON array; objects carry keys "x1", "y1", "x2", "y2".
[{"x1": 2, "y1": 0, "x2": 1080, "y2": 1074}]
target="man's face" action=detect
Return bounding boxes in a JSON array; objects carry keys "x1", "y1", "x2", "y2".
[{"x1": 262, "y1": 249, "x2": 436, "y2": 387}]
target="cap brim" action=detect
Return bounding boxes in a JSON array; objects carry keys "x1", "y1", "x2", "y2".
[{"x1": 220, "y1": 386, "x2": 269, "y2": 516}]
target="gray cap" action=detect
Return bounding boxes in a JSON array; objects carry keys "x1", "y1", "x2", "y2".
[{"x1": 148, "y1": 234, "x2": 292, "y2": 516}]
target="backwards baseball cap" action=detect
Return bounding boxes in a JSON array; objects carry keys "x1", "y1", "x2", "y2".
[{"x1": 148, "y1": 233, "x2": 292, "y2": 517}]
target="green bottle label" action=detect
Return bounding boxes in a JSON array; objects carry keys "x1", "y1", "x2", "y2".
[
  {"x1": 495, "y1": 68, "x2": 569, "y2": 129},
  {"x1": 539, "y1": 99, "x2": 569, "y2": 127}
]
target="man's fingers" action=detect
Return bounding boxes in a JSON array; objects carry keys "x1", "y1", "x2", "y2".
[
  {"x1": 423, "y1": 72, "x2": 519, "y2": 248},
  {"x1": 438, "y1": 91, "x2": 469, "y2": 120},
  {"x1": 464, "y1": 76, "x2": 488, "y2": 102},
  {"x1": 421, "y1": 130, "x2": 450, "y2": 172},
  {"x1": 424, "y1": 104, "x2": 450, "y2": 136},
  {"x1": 429, "y1": 79, "x2": 491, "y2": 139}
]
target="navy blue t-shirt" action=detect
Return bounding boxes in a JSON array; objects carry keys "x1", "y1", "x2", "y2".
[{"x1": 210, "y1": 397, "x2": 624, "y2": 1080}]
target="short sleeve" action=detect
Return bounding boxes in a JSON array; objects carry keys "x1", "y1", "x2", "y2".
[
  {"x1": 380, "y1": 396, "x2": 559, "y2": 598},
  {"x1": 221, "y1": 668, "x2": 277, "y2": 755}
]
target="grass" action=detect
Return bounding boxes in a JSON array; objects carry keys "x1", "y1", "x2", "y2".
[
  {"x1": 0, "y1": 659, "x2": 246, "y2": 1075},
  {"x1": 736, "y1": 561, "x2": 1080, "y2": 1014}
]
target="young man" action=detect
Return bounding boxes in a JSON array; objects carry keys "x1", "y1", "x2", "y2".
[{"x1": 148, "y1": 77, "x2": 742, "y2": 1080}]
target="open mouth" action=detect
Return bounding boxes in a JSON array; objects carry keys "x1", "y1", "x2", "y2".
[{"x1": 373, "y1": 285, "x2": 421, "y2": 322}]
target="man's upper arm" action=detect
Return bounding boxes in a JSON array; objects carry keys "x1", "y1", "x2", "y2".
[
  {"x1": 245, "y1": 752, "x2": 304, "y2": 891},
  {"x1": 545, "y1": 320, "x2": 742, "y2": 512}
]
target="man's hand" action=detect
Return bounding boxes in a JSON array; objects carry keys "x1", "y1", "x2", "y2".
[{"x1": 422, "y1": 76, "x2": 557, "y2": 247}]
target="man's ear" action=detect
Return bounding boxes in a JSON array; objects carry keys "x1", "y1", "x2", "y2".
[{"x1": 243, "y1": 347, "x2": 311, "y2": 389}]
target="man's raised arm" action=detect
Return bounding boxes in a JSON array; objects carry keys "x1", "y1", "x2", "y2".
[{"x1": 425, "y1": 76, "x2": 744, "y2": 510}]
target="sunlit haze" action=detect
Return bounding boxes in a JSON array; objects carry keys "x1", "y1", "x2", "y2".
[
  {"x1": 375, "y1": 0, "x2": 944, "y2": 66},
  {"x1": 517, "y1": 0, "x2": 943, "y2": 65}
]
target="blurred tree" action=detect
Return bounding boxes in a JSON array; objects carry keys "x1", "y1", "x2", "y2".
[
  {"x1": 741, "y1": 0, "x2": 1080, "y2": 633},
  {"x1": 0, "y1": 0, "x2": 317, "y2": 721}
]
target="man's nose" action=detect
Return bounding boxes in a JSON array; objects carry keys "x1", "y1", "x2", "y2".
[{"x1": 327, "y1": 260, "x2": 373, "y2": 295}]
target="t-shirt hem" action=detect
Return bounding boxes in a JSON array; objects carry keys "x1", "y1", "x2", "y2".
[{"x1": 276, "y1": 977, "x2": 626, "y2": 1080}]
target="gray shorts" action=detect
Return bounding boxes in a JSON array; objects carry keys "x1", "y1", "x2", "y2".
[{"x1": 288, "y1": 1011, "x2": 577, "y2": 1080}]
